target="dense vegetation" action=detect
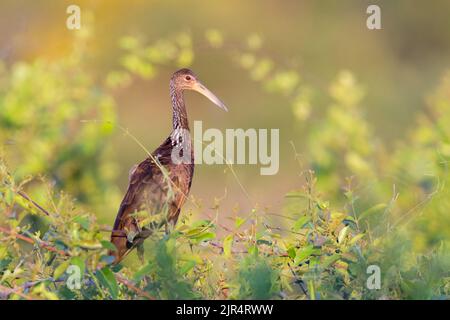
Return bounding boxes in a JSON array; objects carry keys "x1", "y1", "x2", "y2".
[{"x1": 0, "y1": 28, "x2": 449, "y2": 300}]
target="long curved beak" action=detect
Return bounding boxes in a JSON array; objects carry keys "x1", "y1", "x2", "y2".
[{"x1": 192, "y1": 82, "x2": 228, "y2": 112}]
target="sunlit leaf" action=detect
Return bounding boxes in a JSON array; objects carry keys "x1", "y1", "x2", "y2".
[
  {"x1": 96, "y1": 267, "x2": 119, "y2": 299},
  {"x1": 294, "y1": 245, "x2": 319, "y2": 265},
  {"x1": 338, "y1": 226, "x2": 350, "y2": 244},
  {"x1": 293, "y1": 216, "x2": 311, "y2": 231},
  {"x1": 223, "y1": 234, "x2": 233, "y2": 257},
  {"x1": 235, "y1": 217, "x2": 246, "y2": 228}
]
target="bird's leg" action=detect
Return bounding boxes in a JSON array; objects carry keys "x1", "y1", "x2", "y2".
[
  {"x1": 164, "y1": 220, "x2": 176, "y2": 237},
  {"x1": 136, "y1": 243, "x2": 145, "y2": 264},
  {"x1": 164, "y1": 223, "x2": 169, "y2": 235},
  {"x1": 135, "y1": 243, "x2": 152, "y2": 287}
]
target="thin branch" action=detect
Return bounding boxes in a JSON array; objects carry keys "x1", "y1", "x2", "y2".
[
  {"x1": 0, "y1": 226, "x2": 68, "y2": 256},
  {"x1": 16, "y1": 190, "x2": 51, "y2": 216},
  {"x1": 209, "y1": 240, "x2": 247, "y2": 254},
  {"x1": 0, "y1": 284, "x2": 36, "y2": 300},
  {"x1": 115, "y1": 274, "x2": 156, "y2": 300}
]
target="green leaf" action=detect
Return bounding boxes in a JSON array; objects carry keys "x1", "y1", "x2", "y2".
[
  {"x1": 184, "y1": 220, "x2": 215, "y2": 242},
  {"x1": 96, "y1": 267, "x2": 119, "y2": 299},
  {"x1": 293, "y1": 216, "x2": 311, "y2": 231},
  {"x1": 73, "y1": 215, "x2": 90, "y2": 230},
  {"x1": 4, "y1": 189, "x2": 15, "y2": 206},
  {"x1": 190, "y1": 219, "x2": 213, "y2": 228},
  {"x1": 294, "y1": 245, "x2": 319, "y2": 265},
  {"x1": 58, "y1": 285, "x2": 77, "y2": 299},
  {"x1": 338, "y1": 226, "x2": 350, "y2": 244},
  {"x1": 343, "y1": 216, "x2": 358, "y2": 229},
  {"x1": 248, "y1": 245, "x2": 259, "y2": 256},
  {"x1": 180, "y1": 260, "x2": 196, "y2": 275},
  {"x1": 235, "y1": 217, "x2": 246, "y2": 228},
  {"x1": 188, "y1": 232, "x2": 216, "y2": 243},
  {"x1": 0, "y1": 246, "x2": 8, "y2": 260},
  {"x1": 287, "y1": 247, "x2": 296, "y2": 259},
  {"x1": 54, "y1": 261, "x2": 70, "y2": 280},
  {"x1": 70, "y1": 256, "x2": 85, "y2": 276},
  {"x1": 100, "y1": 240, "x2": 117, "y2": 252},
  {"x1": 317, "y1": 201, "x2": 329, "y2": 210},
  {"x1": 349, "y1": 233, "x2": 365, "y2": 246},
  {"x1": 321, "y1": 254, "x2": 341, "y2": 269},
  {"x1": 223, "y1": 234, "x2": 233, "y2": 257}
]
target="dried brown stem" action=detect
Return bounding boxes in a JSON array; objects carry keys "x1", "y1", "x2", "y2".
[
  {"x1": 115, "y1": 274, "x2": 155, "y2": 300},
  {"x1": 16, "y1": 190, "x2": 51, "y2": 216},
  {"x1": 0, "y1": 226, "x2": 69, "y2": 256},
  {"x1": 0, "y1": 284, "x2": 36, "y2": 300}
]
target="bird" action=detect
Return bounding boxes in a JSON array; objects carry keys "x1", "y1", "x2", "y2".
[{"x1": 109, "y1": 68, "x2": 228, "y2": 264}]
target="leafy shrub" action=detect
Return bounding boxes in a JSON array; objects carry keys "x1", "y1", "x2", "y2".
[{"x1": 0, "y1": 28, "x2": 448, "y2": 300}]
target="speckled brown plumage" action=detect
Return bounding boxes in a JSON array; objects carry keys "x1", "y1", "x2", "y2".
[{"x1": 110, "y1": 69, "x2": 227, "y2": 264}]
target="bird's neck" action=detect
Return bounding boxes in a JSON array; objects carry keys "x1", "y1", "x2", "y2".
[{"x1": 170, "y1": 85, "x2": 189, "y2": 131}]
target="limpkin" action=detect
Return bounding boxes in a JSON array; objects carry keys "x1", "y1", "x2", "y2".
[{"x1": 110, "y1": 68, "x2": 227, "y2": 263}]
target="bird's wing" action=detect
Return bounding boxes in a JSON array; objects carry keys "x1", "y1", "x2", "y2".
[
  {"x1": 110, "y1": 157, "x2": 169, "y2": 263},
  {"x1": 109, "y1": 136, "x2": 194, "y2": 264}
]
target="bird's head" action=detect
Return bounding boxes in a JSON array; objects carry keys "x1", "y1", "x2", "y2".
[{"x1": 171, "y1": 68, "x2": 228, "y2": 111}]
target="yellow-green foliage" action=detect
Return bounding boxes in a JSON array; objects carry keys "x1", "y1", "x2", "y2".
[
  {"x1": 0, "y1": 46, "x2": 119, "y2": 211},
  {"x1": 0, "y1": 30, "x2": 449, "y2": 300}
]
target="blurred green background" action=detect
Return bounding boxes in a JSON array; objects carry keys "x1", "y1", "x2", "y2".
[{"x1": 1, "y1": 0, "x2": 449, "y2": 251}]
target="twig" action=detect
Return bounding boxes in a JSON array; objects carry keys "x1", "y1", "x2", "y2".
[
  {"x1": 209, "y1": 240, "x2": 248, "y2": 254},
  {"x1": 0, "y1": 226, "x2": 69, "y2": 256},
  {"x1": 115, "y1": 274, "x2": 155, "y2": 300},
  {"x1": 263, "y1": 222, "x2": 304, "y2": 235},
  {"x1": 287, "y1": 262, "x2": 308, "y2": 298},
  {"x1": 0, "y1": 284, "x2": 36, "y2": 300},
  {"x1": 16, "y1": 190, "x2": 51, "y2": 216},
  {"x1": 265, "y1": 212, "x2": 297, "y2": 221},
  {"x1": 209, "y1": 240, "x2": 289, "y2": 257}
]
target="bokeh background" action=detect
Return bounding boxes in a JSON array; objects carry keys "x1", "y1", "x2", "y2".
[
  {"x1": 1, "y1": 1, "x2": 449, "y2": 296},
  {"x1": 2, "y1": 1, "x2": 450, "y2": 214}
]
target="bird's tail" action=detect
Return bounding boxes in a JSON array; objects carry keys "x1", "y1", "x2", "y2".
[{"x1": 109, "y1": 197, "x2": 141, "y2": 264}]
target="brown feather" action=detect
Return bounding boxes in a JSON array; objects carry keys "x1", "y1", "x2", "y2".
[
  {"x1": 109, "y1": 68, "x2": 225, "y2": 264},
  {"x1": 110, "y1": 136, "x2": 193, "y2": 264}
]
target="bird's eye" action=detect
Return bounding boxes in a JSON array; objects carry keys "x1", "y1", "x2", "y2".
[{"x1": 185, "y1": 76, "x2": 191, "y2": 81}]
